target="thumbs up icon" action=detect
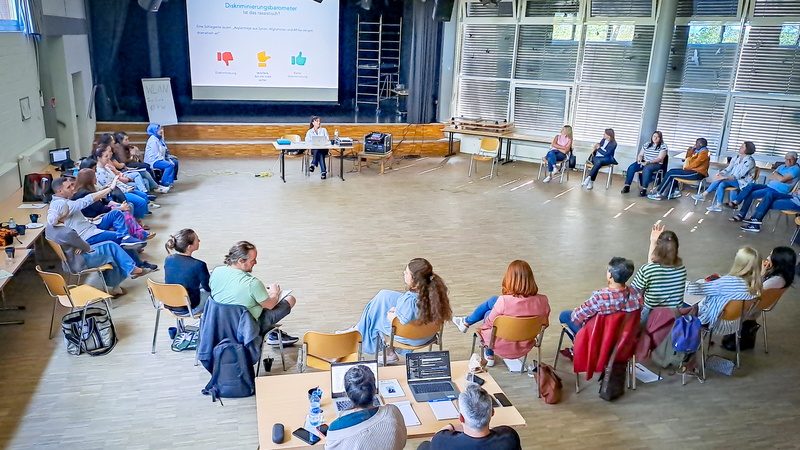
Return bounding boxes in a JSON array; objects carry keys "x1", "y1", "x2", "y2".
[{"x1": 291, "y1": 52, "x2": 307, "y2": 66}]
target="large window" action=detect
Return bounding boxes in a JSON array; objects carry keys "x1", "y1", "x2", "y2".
[{"x1": 0, "y1": 0, "x2": 21, "y2": 32}]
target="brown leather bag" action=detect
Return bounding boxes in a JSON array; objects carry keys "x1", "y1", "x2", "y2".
[{"x1": 538, "y1": 363, "x2": 562, "y2": 404}]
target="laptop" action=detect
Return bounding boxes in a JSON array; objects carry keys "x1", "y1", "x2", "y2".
[
  {"x1": 49, "y1": 148, "x2": 74, "y2": 172},
  {"x1": 330, "y1": 360, "x2": 383, "y2": 416},
  {"x1": 405, "y1": 351, "x2": 460, "y2": 402},
  {"x1": 311, "y1": 135, "x2": 329, "y2": 146}
]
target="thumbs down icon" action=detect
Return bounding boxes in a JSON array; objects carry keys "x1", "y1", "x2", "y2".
[
  {"x1": 291, "y1": 52, "x2": 307, "y2": 66},
  {"x1": 217, "y1": 51, "x2": 233, "y2": 66}
]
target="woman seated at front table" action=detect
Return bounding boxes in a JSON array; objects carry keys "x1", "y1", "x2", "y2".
[
  {"x1": 691, "y1": 141, "x2": 756, "y2": 212},
  {"x1": 340, "y1": 258, "x2": 452, "y2": 364},
  {"x1": 450, "y1": 260, "x2": 550, "y2": 367},
  {"x1": 582, "y1": 128, "x2": 618, "y2": 190},
  {"x1": 164, "y1": 228, "x2": 211, "y2": 315},
  {"x1": 631, "y1": 224, "x2": 687, "y2": 324},
  {"x1": 145, "y1": 123, "x2": 179, "y2": 187},
  {"x1": 541, "y1": 125, "x2": 573, "y2": 183},
  {"x1": 622, "y1": 131, "x2": 668, "y2": 196},
  {"x1": 648, "y1": 138, "x2": 710, "y2": 201},
  {"x1": 690, "y1": 247, "x2": 761, "y2": 334},
  {"x1": 325, "y1": 364, "x2": 407, "y2": 450},
  {"x1": 305, "y1": 116, "x2": 330, "y2": 179}
]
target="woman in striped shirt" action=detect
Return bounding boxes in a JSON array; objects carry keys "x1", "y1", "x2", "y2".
[
  {"x1": 622, "y1": 131, "x2": 669, "y2": 197},
  {"x1": 692, "y1": 247, "x2": 762, "y2": 335},
  {"x1": 631, "y1": 224, "x2": 687, "y2": 324}
]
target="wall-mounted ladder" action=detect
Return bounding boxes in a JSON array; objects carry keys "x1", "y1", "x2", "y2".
[{"x1": 355, "y1": 15, "x2": 402, "y2": 113}]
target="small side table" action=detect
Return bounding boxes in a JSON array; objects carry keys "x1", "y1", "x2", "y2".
[{"x1": 357, "y1": 152, "x2": 394, "y2": 174}]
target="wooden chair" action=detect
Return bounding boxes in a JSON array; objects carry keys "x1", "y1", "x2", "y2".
[
  {"x1": 470, "y1": 316, "x2": 547, "y2": 397},
  {"x1": 699, "y1": 298, "x2": 759, "y2": 378},
  {"x1": 36, "y1": 265, "x2": 114, "y2": 339},
  {"x1": 537, "y1": 149, "x2": 572, "y2": 184},
  {"x1": 721, "y1": 168, "x2": 761, "y2": 205},
  {"x1": 298, "y1": 330, "x2": 362, "y2": 372},
  {"x1": 636, "y1": 155, "x2": 669, "y2": 194},
  {"x1": 147, "y1": 279, "x2": 203, "y2": 365},
  {"x1": 280, "y1": 134, "x2": 309, "y2": 174},
  {"x1": 751, "y1": 288, "x2": 788, "y2": 353},
  {"x1": 669, "y1": 176, "x2": 706, "y2": 204},
  {"x1": 581, "y1": 153, "x2": 617, "y2": 189},
  {"x1": 46, "y1": 238, "x2": 113, "y2": 299},
  {"x1": 376, "y1": 318, "x2": 443, "y2": 366},
  {"x1": 468, "y1": 138, "x2": 500, "y2": 180}
]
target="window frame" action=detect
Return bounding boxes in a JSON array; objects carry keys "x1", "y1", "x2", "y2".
[{"x1": 0, "y1": 0, "x2": 21, "y2": 32}]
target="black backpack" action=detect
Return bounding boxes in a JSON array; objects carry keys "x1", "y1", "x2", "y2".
[
  {"x1": 722, "y1": 320, "x2": 760, "y2": 351},
  {"x1": 202, "y1": 338, "x2": 255, "y2": 404}
]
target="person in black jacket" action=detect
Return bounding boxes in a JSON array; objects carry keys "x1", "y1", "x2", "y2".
[{"x1": 583, "y1": 128, "x2": 618, "y2": 190}]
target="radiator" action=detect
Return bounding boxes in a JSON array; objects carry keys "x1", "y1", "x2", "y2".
[
  {"x1": 0, "y1": 162, "x2": 21, "y2": 203},
  {"x1": 17, "y1": 138, "x2": 56, "y2": 184}
]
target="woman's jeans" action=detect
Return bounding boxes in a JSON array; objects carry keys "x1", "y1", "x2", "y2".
[
  {"x1": 558, "y1": 310, "x2": 582, "y2": 339},
  {"x1": 705, "y1": 179, "x2": 739, "y2": 204},
  {"x1": 625, "y1": 162, "x2": 663, "y2": 188},
  {"x1": 311, "y1": 150, "x2": 328, "y2": 173},
  {"x1": 589, "y1": 156, "x2": 615, "y2": 181},
  {"x1": 153, "y1": 160, "x2": 176, "y2": 185},
  {"x1": 466, "y1": 296, "x2": 498, "y2": 355},
  {"x1": 125, "y1": 171, "x2": 148, "y2": 193},
  {"x1": 124, "y1": 190, "x2": 149, "y2": 219},
  {"x1": 545, "y1": 149, "x2": 567, "y2": 173}
]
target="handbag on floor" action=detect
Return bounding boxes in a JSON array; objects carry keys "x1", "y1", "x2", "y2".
[
  {"x1": 537, "y1": 363, "x2": 562, "y2": 404},
  {"x1": 722, "y1": 320, "x2": 760, "y2": 351},
  {"x1": 172, "y1": 330, "x2": 199, "y2": 352},
  {"x1": 22, "y1": 173, "x2": 53, "y2": 203},
  {"x1": 599, "y1": 361, "x2": 627, "y2": 401},
  {"x1": 61, "y1": 307, "x2": 117, "y2": 356}
]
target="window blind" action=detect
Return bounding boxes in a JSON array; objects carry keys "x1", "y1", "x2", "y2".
[
  {"x1": 580, "y1": 25, "x2": 655, "y2": 85},
  {"x1": 457, "y1": 78, "x2": 511, "y2": 122},
  {"x1": 676, "y1": 0, "x2": 738, "y2": 17},
  {"x1": 524, "y1": 0, "x2": 580, "y2": 17},
  {"x1": 665, "y1": 26, "x2": 737, "y2": 91},
  {"x1": 460, "y1": 24, "x2": 516, "y2": 78},
  {"x1": 753, "y1": 0, "x2": 800, "y2": 17},
  {"x1": 513, "y1": 87, "x2": 569, "y2": 133},
  {"x1": 591, "y1": 0, "x2": 653, "y2": 17},
  {"x1": 658, "y1": 91, "x2": 728, "y2": 152},
  {"x1": 573, "y1": 86, "x2": 645, "y2": 145},
  {"x1": 735, "y1": 26, "x2": 800, "y2": 95},
  {"x1": 726, "y1": 101, "x2": 800, "y2": 157},
  {"x1": 515, "y1": 25, "x2": 580, "y2": 81},
  {"x1": 466, "y1": 1, "x2": 515, "y2": 17}
]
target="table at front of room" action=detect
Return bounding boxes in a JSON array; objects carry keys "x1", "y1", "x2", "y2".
[
  {"x1": 255, "y1": 360, "x2": 526, "y2": 449},
  {"x1": 0, "y1": 249, "x2": 33, "y2": 325},
  {"x1": 441, "y1": 127, "x2": 556, "y2": 165},
  {"x1": 272, "y1": 142, "x2": 353, "y2": 182}
]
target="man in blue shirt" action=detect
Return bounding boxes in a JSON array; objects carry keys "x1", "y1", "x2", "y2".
[{"x1": 729, "y1": 151, "x2": 799, "y2": 223}]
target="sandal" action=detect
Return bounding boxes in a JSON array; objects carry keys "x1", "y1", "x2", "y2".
[
  {"x1": 725, "y1": 202, "x2": 738, "y2": 209},
  {"x1": 729, "y1": 215, "x2": 744, "y2": 222}
]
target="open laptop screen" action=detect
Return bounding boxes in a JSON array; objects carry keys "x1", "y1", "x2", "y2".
[
  {"x1": 49, "y1": 148, "x2": 70, "y2": 164},
  {"x1": 330, "y1": 361, "x2": 379, "y2": 397},
  {"x1": 406, "y1": 351, "x2": 452, "y2": 382}
]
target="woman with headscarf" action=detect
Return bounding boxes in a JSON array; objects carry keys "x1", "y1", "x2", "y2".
[{"x1": 144, "y1": 123, "x2": 179, "y2": 187}]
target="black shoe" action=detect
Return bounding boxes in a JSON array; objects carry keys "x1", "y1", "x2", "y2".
[
  {"x1": 266, "y1": 329, "x2": 299, "y2": 346},
  {"x1": 639, "y1": 189, "x2": 647, "y2": 197},
  {"x1": 621, "y1": 186, "x2": 630, "y2": 194},
  {"x1": 139, "y1": 261, "x2": 159, "y2": 271},
  {"x1": 321, "y1": 173, "x2": 327, "y2": 179},
  {"x1": 147, "y1": 194, "x2": 157, "y2": 201},
  {"x1": 309, "y1": 165, "x2": 315, "y2": 173}
]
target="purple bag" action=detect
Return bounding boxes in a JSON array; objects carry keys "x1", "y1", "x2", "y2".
[{"x1": 122, "y1": 211, "x2": 147, "y2": 240}]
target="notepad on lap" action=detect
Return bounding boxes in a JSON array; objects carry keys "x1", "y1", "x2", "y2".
[{"x1": 429, "y1": 400, "x2": 459, "y2": 420}]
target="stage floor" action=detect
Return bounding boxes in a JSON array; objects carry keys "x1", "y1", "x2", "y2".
[{"x1": 1, "y1": 155, "x2": 798, "y2": 449}]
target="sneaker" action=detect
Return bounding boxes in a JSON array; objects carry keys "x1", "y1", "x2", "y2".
[
  {"x1": 484, "y1": 351, "x2": 495, "y2": 367},
  {"x1": 321, "y1": 173, "x2": 327, "y2": 180},
  {"x1": 691, "y1": 194, "x2": 705, "y2": 201},
  {"x1": 639, "y1": 189, "x2": 648, "y2": 197},
  {"x1": 155, "y1": 185, "x2": 170, "y2": 194},
  {"x1": 149, "y1": 202, "x2": 161, "y2": 209},
  {"x1": 119, "y1": 236, "x2": 146, "y2": 249},
  {"x1": 586, "y1": 180, "x2": 593, "y2": 190},
  {"x1": 647, "y1": 193, "x2": 663, "y2": 200},
  {"x1": 621, "y1": 185, "x2": 630, "y2": 194},
  {"x1": 378, "y1": 350, "x2": 400, "y2": 365},
  {"x1": 266, "y1": 328, "x2": 299, "y2": 346},
  {"x1": 582, "y1": 176, "x2": 590, "y2": 186},
  {"x1": 741, "y1": 223, "x2": 761, "y2": 233},
  {"x1": 139, "y1": 261, "x2": 159, "y2": 271},
  {"x1": 706, "y1": 204, "x2": 723, "y2": 212},
  {"x1": 452, "y1": 316, "x2": 469, "y2": 333},
  {"x1": 308, "y1": 165, "x2": 315, "y2": 173},
  {"x1": 147, "y1": 194, "x2": 157, "y2": 201},
  {"x1": 669, "y1": 190, "x2": 682, "y2": 200},
  {"x1": 542, "y1": 175, "x2": 551, "y2": 183},
  {"x1": 742, "y1": 218, "x2": 762, "y2": 225}
]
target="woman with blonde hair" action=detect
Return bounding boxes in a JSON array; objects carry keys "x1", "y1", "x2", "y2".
[
  {"x1": 542, "y1": 125, "x2": 573, "y2": 183},
  {"x1": 451, "y1": 260, "x2": 550, "y2": 366},
  {"x1": 692, "y1": 247, "x2": 762, "y2": 332}
]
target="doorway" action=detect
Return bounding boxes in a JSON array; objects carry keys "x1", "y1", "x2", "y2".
[{"x1": 71, "y1": 71, "x2": 90, "y2": 158}]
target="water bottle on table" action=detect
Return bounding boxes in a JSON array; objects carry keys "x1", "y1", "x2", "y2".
[{"x1": 308, "y1": 387, "x2": 323, "y2": 428}]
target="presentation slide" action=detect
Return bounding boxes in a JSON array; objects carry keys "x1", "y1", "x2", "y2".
[{"x1": 186, "y1": 0, "x2": 340, "y2": 102}]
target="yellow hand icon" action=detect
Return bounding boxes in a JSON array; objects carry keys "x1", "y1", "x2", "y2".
[{"x1": 257, "y1": 51, "x2": 271, "y2": 67}]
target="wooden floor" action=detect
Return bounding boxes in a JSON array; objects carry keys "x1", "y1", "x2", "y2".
[{"x1": 1, "y1": 155, "x2": 799, "y2": 450}]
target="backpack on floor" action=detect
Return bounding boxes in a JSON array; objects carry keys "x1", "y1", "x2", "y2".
[
  {"x1": 202, "y1": 338, "x2": 255, "y2": 403},
  {"x1": 722, "y1": 320, "x2": 760, "y2": 351},
  {"x1": 652, "y1": 330, "x2": 690, "y2": 370},
  {"x1": 61, "y1": 307, "x2": 117, "y2": 356}
]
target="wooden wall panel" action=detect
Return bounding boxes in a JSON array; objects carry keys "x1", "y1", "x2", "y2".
[{"x1": 167, "y1": 140, "x2": 459, "y2": 158}]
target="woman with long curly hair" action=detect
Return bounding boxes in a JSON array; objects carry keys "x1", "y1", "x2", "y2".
[{"x1": 343, "y1": 258, "x2": 451, "y2": 364}]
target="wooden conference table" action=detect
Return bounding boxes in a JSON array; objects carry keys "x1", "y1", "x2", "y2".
[
  {"x1": 256, "y1": 360, "x2": 526, "y2": 449},
  {"x1": 442, "y1": 126, "x2": 561, "y2": 165},
  {"x1": 272, "y1": 142, "x2": 354, "y2": 182}
]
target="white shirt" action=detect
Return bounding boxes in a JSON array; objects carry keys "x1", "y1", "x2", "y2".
[
  {"x1": 305, "y1": 127, "x2": 330, "y2": 143},
  {"x1": 144, "y1": 135, "x2": 168, "y2": 165}
]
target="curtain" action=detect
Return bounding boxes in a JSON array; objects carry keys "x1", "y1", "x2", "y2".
[
  {"x1": 407, "y1": 0, "x2": 443, "y2": 124},
  {"x1": 88, "y1": 0, "x2": 128, "y2": 118}
]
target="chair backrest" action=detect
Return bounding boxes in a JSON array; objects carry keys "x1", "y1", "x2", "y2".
[
  {"x1": 35, "y1": 265, "x2": 69, "y2": 297},
  {"x1": 147, "y1": 278, "x2": 191, "y2": 309},
  {"x1": 753, "y1": 167, "x2": 761, "y2": 181},
  {"x1": 391, "y1": 317, "x2": 442, "y2": 340},
  {"x1": 492, "y1": 315, "x2": 546, "y2": 342},
  {"x1": 719, "y1": 298, "x2": 760, "y2": 321},
  {"x1": 281, "y1": 134, "x2": 302, "y2": 143},
  {"x1": 45, "y1": 238, "x2": 68, "y2": 264},
  {"x1": 480, "y1": 137, "x2": 500, "y2": 152},
  {"x1": 756, "y1": 288, "x2": 787, "y2": 312},
  {"x1": 303, "y1": 330, "x2": 362, "y2": 362}
]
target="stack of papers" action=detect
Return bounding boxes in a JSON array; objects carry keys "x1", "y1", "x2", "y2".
[
  {"x1": 634, "y1": 363, "x2": 661, "y2": 383},
  {"x1": 390, "y1": 401, "x2": 421, "y2": 426},
  {"x1": 503, "y1": 358, "x2": 524, "y2": 373},
  {"x1": 429, "y1": 400, "x2": 459, "y2": 420},
  {"x1": 379, "y1": 379, "x2": 405, "y2": 398}
]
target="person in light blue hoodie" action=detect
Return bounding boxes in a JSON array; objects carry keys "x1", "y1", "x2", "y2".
[{"x1": 144, "y1": 123, "x2": 179, "y2": 186}]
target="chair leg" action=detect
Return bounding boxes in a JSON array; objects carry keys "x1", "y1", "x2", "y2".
[
  {"x1": 735, "y1": 327, "x2": 741, "y2": 369},
  {"x1": 468, "y1": 157, "x2": 474, "y2": 177},
  {"x1": 606, "y1": 166, "x2": 613, "y2": 189},
  {"x1": 631, "y1": 354, "x2": 636, "y2": 390},
  {"x1": 582, "y1": 164, "x2": 588, "y2": 183},
  {"x1": 521, "y1": 354, "x2": 528, "y2": 377},
  {"x1": 773, "y1": 214, "x2": 781, "y2": 233},
  {"x1": 278, "y1": 331, "x2": 286, "y2": 371},
  {"x1": 151, "y1": 309, "x2": 161, "y2": 354},
  {"x1": 763, "y1": 310, "x2": 769, "y2": 354},
  {"x1": 48, "y1": 299, "x2": 58, "y2": 339},
  {"x1": 700, "y1": 330, "x2": 707, "y2": 381},
  {"x1": 471, "y1": 332, "x2": 477, "y2": 356},
  {"x1": 489, "y1": 158, "x2": 496, "y2": 180},
  {"x1": 537, "y1": 160, "x2": 543, "y2": 180},
  {"x1": 536, "y1": 346, "x2": 542, "y2": 398},
  {"x1": 575, "y1": 373, "x2": 580, "y2": 394},
  {"x1": 553, "y1": 327, "x2": 566, "y2": 369}
]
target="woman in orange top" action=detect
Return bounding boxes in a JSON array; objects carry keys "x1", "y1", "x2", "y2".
[
  {"x1": 451, "y1": 260, "x2": 550, "y2": 366},
  {"x1": 648, "y1": 137, "x2": 710, "y2": 200}
]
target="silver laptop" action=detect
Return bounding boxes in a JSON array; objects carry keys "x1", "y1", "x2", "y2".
[
  {"x1": 331, "y1": 360, "x2": 383, "y2": 416},
  {"x1": 406, "y1": 351, "x2": 460, "y2": 402},
  {"x1": 311, "y1": 135, "x2": 329, "y2": 146}
]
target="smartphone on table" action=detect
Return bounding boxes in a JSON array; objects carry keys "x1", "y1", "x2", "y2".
[
  {"x1": 292, "y1": 428, "x2": 321, "y2": 445},
  {"x1": 494, "y1": 393, "x2": 512, "y2": 407}
]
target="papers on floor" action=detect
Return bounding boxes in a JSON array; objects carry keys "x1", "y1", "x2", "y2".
[
  {"x1": 379, "y1": 379, "x2": 405, "y2": 398},
  {"x1": 0, "y1": 270, "x2": 13, "y2": 279},
  {"x1": 503, "y1": 357, "x2": 524, "y2": 373},
  {"x1": 429, "y1": 400, "x2": 459, "y2": 420},
  {"x1": 18, "y1": 204, "x2": 46, "y2": 209},
  {"x1": 390, "y1": 401, "x2": 420, "y2": 427},
  {"x1": 634, "y1": 363, "x2": 661, "y2": 383}
]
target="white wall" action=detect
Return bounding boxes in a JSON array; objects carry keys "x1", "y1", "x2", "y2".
[
  {"x1": 42, "y1": 0, "x2": 86, "y2": 18},
  {"x1": 48, "y1": 34, "x2": 95, "y2": 158},
  {"x1": 0, "y1": 33, "x2": 47, "y2": 166}
]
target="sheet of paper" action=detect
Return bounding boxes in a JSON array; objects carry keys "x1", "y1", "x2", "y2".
[
  {"x1": 634, "y1": 363, "x2": 661, "y2": 383},
  {"x1": 379, "y1": 379, "x2": 405, "y2": 398},
  {"x1": 429, "y1": 400, "x2": 459, "y2": 420},
  {"x1": 503, "y1": 358, "x2": 523, "y2": 373},
  {"x1": 18, "y1": 204, "x2": 47, "y2": 209},
  {"x1": 0, "y1": 270, "x2": 13, "y2": 279},
  {"x1": 390, "y1": 401, "x2": 421, "y2": 427}
]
